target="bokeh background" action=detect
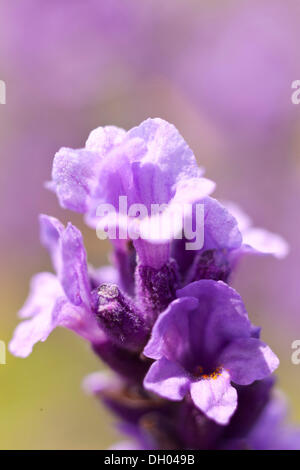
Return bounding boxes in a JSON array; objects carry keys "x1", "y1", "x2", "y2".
[{"x1": 1, "y1": 0, "x2": 300, "y2": 449}]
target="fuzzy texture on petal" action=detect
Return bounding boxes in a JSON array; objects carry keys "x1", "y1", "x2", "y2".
[
  {"x1": 50, "y1": 148, "x2": 102, "y2": 213},
  {"x1": 50, "y1": 126, "x2": 125, "y2": 213},
  {"x1": 85, "y1": 125, "x2": 126, "y2": 153}
]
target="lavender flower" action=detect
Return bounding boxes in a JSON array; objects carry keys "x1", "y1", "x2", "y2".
[{"x1": 10, "y1": 118, "x2": 299, "y2": 449}]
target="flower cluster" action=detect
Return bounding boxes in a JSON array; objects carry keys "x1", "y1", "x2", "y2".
[{"x1": 10, "y1": 118, "x2": 298, "y2": 449}]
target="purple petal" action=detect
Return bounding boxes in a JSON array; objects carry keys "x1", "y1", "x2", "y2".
[
  {"x1": 51, "y1": 126, "x2": 125, "y2": 213},
  {"x1": 10, "y1": 296, "x2": 103, "y2": 358},
  {"x1": 177, "y1": 280, "x2": 252, "y2": 361},
  {"x1": 223, "y1": 201, "x2": 252, "y2": 232},
  {"x1": 143, "y1": 357, "x2": 191, "y2": 401},
  {"x1": 53, "y1": 297, "x2": 103, "y2": 344},
  {"x1": 239, "y1": 227, "x2": 289, "y2": 259},
  {"x1": 39, "y1": 214, "x2": 64, "y2": 273},
  {"x1": 51, "y1": 147, "x2": 102, "y2": 213},
  {"x1": 9, "y1": 273, "x2": 64, "y2": 357},
  {"x1": 9, "y1": 303, "x2": 60, "y2": 357},
  {"x1": 173, "y1": 197, "x2": 242, "y2": 280},
  {"x1": 40, "y1": 215, "x2": 91, "y2": 306},
  {"x1": 60, "y1": 222, "x2": 91, "y2": 306},
  {"x1": 201, "y1": 197, "x2": 242, "y2": 251},
  {"x1": 85, "y1": 125, "x2": 125, "y2": 153},
  {"x1": 143, "y1": 297, "x2": 199, "y2": 363},
  {"x1": 219, "y1": 338, "x2": 279, "y2": 386},
  {"x1": 86, "y1": 137, "x2": 147, "y2": 228},
  {"x1": 90, "y1": 137, "x2": 147, "y2": 207},
  {"x1": 127, "y1": 118, "x2": 204, "y2": 189},
  {"x1": 18, "y1": 272, "x2": 62, "y2": 319},
  {"x1": 224, "y1": 201, "x2": 289, "y2": 260},
  {"x1": 190, "y1": 370, "x2": 237, "y2": 425}
]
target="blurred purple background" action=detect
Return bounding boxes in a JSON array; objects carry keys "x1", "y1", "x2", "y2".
[{"x1": 1, "y1": 0, "x2": 300, "y2": 449}]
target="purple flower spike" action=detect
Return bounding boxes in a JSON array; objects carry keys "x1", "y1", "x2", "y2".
[
  {"x1": 10, "y1": 117, "x2": 296, "y2": 449},
  {"x1": 143, "y1": 280, "x2": 279, "y2": 425},
  {"x1": 9, "y1": 215, "x2": 103, "y2": 357}
]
